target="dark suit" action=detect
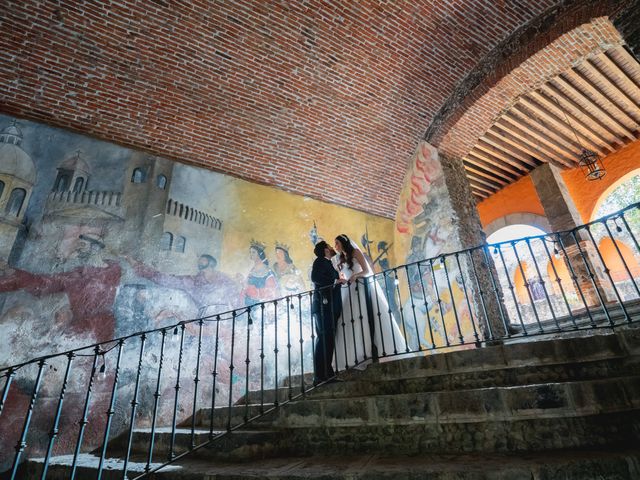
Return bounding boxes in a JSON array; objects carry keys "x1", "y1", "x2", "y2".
[{"x1": 311, "y1": 256, "x2": 342, "y2": 382}]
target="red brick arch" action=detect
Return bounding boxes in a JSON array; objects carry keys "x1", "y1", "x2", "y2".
[{"x1": 427, "y1": 0, "x2": 639, "y2": 155}]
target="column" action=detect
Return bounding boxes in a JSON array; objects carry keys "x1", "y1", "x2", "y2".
[
  {"x1": 440, "y1": 153, "x2": 509, "y2": 341},
  {"x1": 530, "y1": 163, "x2": 611, "y2": 308}
]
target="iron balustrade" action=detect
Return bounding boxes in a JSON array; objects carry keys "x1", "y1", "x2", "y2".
[{"x1": 0, "y1": 202, "x2": 639, "y2": 478}]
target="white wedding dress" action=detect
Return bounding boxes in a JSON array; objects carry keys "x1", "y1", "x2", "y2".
[{"x1": 333, "y1": 256, "x2": 407, "y2": 371}]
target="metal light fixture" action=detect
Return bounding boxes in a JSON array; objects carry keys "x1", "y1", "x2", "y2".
[
  {"x1": 577, "y1": 148, "x2": 606, "y2": 181},
  {"x1": 553, "y1": 96, "x2": 606, "y2": 181}
]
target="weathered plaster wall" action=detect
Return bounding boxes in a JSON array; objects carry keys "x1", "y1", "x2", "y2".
[
  {"x1": 562, "y1": 140, "x2": 640, "y2": 222},
  {"x1": 476, "y1": 176, "x2": 545, "y2": 230},
  {"x1": 0, "y1": 114, "x2": 393, "y2": 469},
  {"x1": 476, "y1": 140, "x2": 640, "y2": 230}
]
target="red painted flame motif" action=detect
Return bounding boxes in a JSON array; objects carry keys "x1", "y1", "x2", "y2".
[{"x1": 396, "y1": 143, "x2": 442, "y2": 234}]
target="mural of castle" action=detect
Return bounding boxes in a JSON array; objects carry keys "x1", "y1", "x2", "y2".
[{"x1": 0, "y1": 114, "x2": 394, "y2": 470}]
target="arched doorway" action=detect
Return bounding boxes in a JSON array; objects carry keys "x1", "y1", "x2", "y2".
[{"x1": 589, "y1": 170, "x2": 640, "y2": 301}]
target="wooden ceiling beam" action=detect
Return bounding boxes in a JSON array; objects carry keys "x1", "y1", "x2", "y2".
[
  {"x1": 484, "y1": 128, "x2": 556, "y2": 164},
  {"x1": 477, "y1": 135, "x2": 539, "y2": 168},
  {"x1": 471, "y1": 189, "x2": 489, "y2": 200},
  {"x1": 490, "y1": 121, "x2": 571, "y2": 165},
  {"x1": 463, "y1": 157, "x2": 514, "y2": 183},
  {"x1": 521, "y1": 94, "x2": 613, "y2": 155},
  {"x1": 466, "y1": 151, "x2": 522, "y2": 178},
  {"x1": 463, "y1": 161, "x2": 509, "y2": 187},
  {"x1": 599, "y1": 52, "x2": 640, "y2": 102},
  {"x1": 529, "y1": 89, "x2": 616, "y2": 152},
  {"x1": 582, "y1": 58, "x2": 640, "y2": 124},
  {"x1": 540, "y1": 81, "x2": 627, "y2": 146},
  {"x1": 475, "y1": 140, "x2": 535, "y2": 171},
  {"x1": 511, "y1": 102, "x2": 603, "y2": 158},
  {"x1": 549, "y1": 75, "x2": 636, "y2": 141},
  {"x1": 465, "y1": 169, "x2": 503, "y2": 190},
  {"x1": 500, "y1": 112, "x2": 575, "y2": 168},
  {"x1": 468, "y1": 179, "x2": 495, "y2": 195},
  {"x1": 564, "y1": 69, "x2": 640, "y2": 131},
  {"x1": 615, "y1": 48, "x2": 640, "y2": 89}
]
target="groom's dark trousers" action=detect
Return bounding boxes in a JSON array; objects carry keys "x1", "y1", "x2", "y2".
[{"x1": 311, "y1": 256, "x2": 342, "y2": 382}]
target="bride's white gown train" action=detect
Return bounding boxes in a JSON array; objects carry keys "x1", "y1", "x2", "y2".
[{"x1": 333, "y1": 259, "x2": 407, "y2": 371}]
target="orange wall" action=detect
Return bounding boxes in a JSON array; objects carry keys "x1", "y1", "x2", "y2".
[
  {"x1": 477, "y1": 140, "x2": 640, "y2": 228},
  {"x1": 562, "y1": 140, "x2": 640, "y2": 222},
  {"x1": 476, "y1": 176, "x2": 545, "y2": 228}
]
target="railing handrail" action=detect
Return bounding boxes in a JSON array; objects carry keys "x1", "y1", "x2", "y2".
[{"x1": 1, "y1": 200, "x2": 638, "y2": 375}]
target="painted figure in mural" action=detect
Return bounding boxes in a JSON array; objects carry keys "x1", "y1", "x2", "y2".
[
  {"x1": 332, "y1": 234, "x2": 407, "y2": 371},
  {"x1": 126, "y1": 253, "x2": 241, "y2": 316},
  {"x1": 0, "y1": 231, "x2": 121, "y2": 346},
  {"x1": 273, "y1": 242, "x2": 306, "y2": 295},
  {"x1": 310, "y1": 240, "x2": 344, "y2": 385},
  {"x1": 243, "y1": 240, "x2": 277, "y2": 307}
]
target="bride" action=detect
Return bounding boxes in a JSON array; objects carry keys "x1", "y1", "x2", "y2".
[{"x1": 332, "y1": 234, "x2": 407, "y2": 371}]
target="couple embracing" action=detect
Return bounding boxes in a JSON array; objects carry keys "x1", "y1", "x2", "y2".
[{"x1": 311, "y1": 234, "x2": 406, "y2": 385}]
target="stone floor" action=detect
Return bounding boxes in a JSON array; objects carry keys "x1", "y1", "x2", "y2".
[{"x1": 26, "y1": 448, "x2": 640, "y2": 479}]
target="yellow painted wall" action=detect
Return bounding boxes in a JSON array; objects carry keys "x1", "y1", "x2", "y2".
[{"x1": 221, "y1": 178, "x2": 395, "y2": 281}]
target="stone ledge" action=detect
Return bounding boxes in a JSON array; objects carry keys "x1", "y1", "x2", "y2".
[{"x1": 23, "y1": 448, "x2": 640, "y2": 480}]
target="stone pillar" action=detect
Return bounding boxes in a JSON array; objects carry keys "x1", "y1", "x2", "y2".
[
  {"x1": 530, "y1": 163, "x2": 611, "y2": 307},
  {"x1": 440, "y1": 154, "x2": 508, "y2": 341}
]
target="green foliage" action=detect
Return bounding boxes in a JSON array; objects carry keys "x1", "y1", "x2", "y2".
[{"x1": 594, "y1": 174, "x2": 640, "y2": 232}]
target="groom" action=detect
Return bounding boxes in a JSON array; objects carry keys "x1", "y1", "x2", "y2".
[{"x1": 311, "y1": 240, "x2": 343, "y2": 385}]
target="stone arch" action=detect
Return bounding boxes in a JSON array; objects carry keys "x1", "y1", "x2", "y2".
[
  {"x1": 597, "y1": 237, "x2": 640, "y2": 282},
  {"x1": 590, "y1": 167, "x2": 640, "y2": 221},
  {"x1": 484, "y1": 213, "x2": 550, "y2": 238}
]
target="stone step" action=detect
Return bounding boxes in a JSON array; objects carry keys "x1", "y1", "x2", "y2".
[
  {"x1": 107, "y1": 427, "x2": 278, "y2": 460},
  {"x1": 182, "y1": 403, "x2": 278, "y2": 430},
  {"x1": 237, "y1": 330, "x2": 640, "y2": 405},
  {"x1": 351, "y1": 328, "x2": 640, "y2": 383},
  {"x1": 183, "y1": 377, "x2": 640, "y2": 454},
  {"x1": 24, "y1": 449, "x2": 640, "y2": 479},
  {"x1": 275, "y1": 409, "x2": 640, "y2": 455},
  {"x1": 307, "y1": 355, "x2": 640, "y2": 400},
  {"x1": 264, "y1": 376, "x2": 640, "y2": 429}
]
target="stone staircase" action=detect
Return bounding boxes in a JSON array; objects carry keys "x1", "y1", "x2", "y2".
[{"x1": 21, "y1": 327, "x2": 640, "y2": 479}]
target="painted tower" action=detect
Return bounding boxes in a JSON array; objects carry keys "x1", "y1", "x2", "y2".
[
  {"x1": 0, "y1": 121, "x2": 36, "y2": 261},
  {"x1": 121, "y1": 153, "x2": 174, "y2": 263}
]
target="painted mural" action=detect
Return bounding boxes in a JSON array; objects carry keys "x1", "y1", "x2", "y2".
[
  {"x1": 394, "y1": 142, "x2": 478, "y2": 351},
  {"x1": 0, "y1": 114, "x2": 394, "y2": 470}
]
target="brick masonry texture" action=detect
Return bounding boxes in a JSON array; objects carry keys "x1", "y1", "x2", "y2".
[
  {"x1": 0, "y1": 1, "x2": 637, "y2": 218},
  {"x1": 438, "y1": 18, "x2": 623, "y2": 161}
]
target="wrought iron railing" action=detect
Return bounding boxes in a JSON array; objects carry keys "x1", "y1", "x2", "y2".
[{"x1": 0, "y1": 202, "x2": 639, "y2": 478}]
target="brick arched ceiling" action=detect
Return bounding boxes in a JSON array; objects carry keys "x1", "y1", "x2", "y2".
[
  {"x1": 462, "y1": 45, "x2": 640, "y2": 200},
  {"x1": 435, "y1": 17, "x2": 640, "y2": 200},
  {"x1": 0, "y1": 1, "x2": 636, "y2": 218}
]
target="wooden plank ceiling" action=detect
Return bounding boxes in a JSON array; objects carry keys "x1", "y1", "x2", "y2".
[{"x1": 464, "y1": 46, "x2": 640, "y2": 200}]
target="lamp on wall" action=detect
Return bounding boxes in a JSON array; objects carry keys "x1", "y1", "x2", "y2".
[{"x1": 553, "y1": 96, "x2": 606, "y2": 181}]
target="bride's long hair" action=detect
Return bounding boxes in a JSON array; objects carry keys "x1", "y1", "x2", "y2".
[{"x1": 335, "y1": 234, "x2": 355, "y2": 270}]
